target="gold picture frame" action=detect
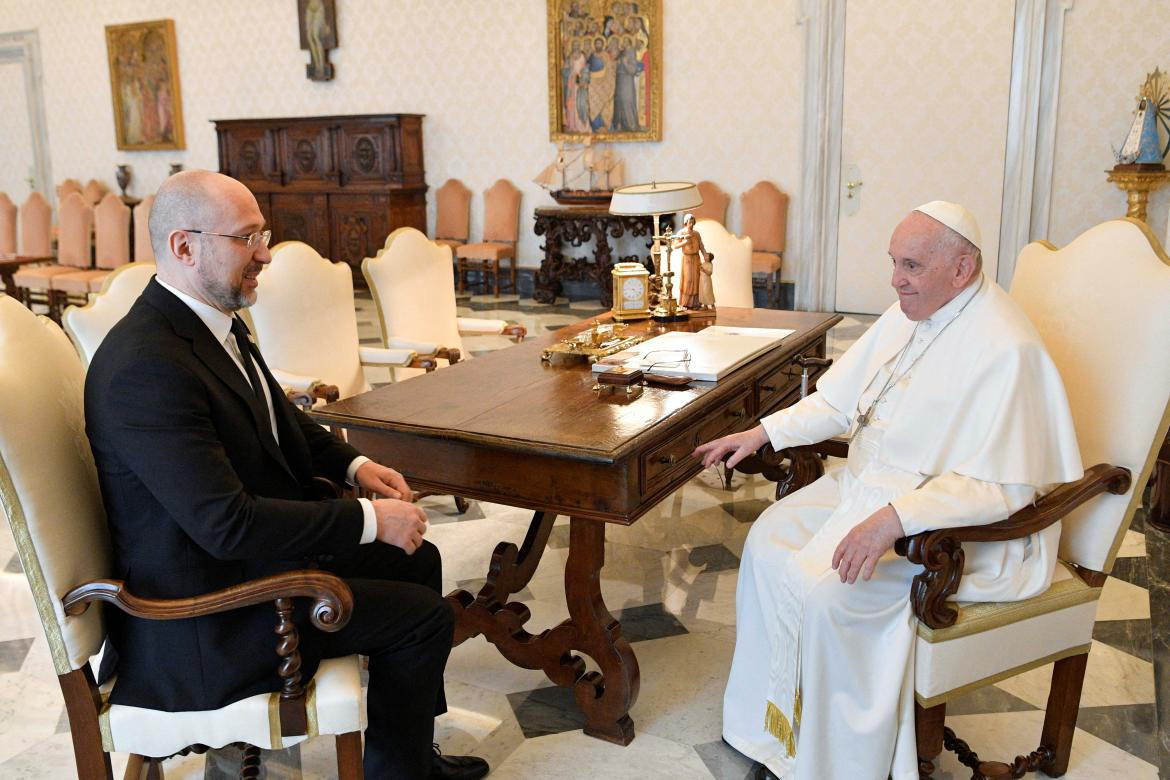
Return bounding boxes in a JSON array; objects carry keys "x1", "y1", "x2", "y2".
[
  {"x1": 548, "y1": 0, "x2": 662, "y2": 142},
  {"x1": 105, "y1": 19, "x2": 186, "y2": 151}
]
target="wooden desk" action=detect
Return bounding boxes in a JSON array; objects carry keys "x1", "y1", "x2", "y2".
[
  {"x1": 0, "y1": 254, "x2": 53, "y2": 297},
  {"x1": 314, "y1": 308, "x2": 841, "y2": 744}
]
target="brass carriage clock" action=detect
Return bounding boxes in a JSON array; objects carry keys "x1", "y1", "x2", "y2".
[{"x1": 610, "y1": 262, "x2": 652, "y2": 321}]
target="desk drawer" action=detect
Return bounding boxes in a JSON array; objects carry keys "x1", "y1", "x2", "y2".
[
  {"x1": 757, "y1": 342, "x2": 829, "y2": 415},
  {"x1": 641, "y1": 387, "x2": 751, "y2": 495}
]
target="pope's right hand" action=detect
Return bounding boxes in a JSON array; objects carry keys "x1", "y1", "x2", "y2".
[
  {"x1": 373, "y1": 498, "x2": 428, "y2": 554},
  {"x1": 692, "y1": 424, "x2": 769, "y2": 469}
]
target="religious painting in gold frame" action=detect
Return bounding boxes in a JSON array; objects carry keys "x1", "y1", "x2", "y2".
[
  {"x1": 105, "y1": 19, "x2": 186, "y2": 150},
  {"x1": 548, "y1": 0, "x2": 662, "y2": 142}
]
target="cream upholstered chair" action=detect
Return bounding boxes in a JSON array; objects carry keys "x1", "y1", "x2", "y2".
[
  {"x1": 53, "y1": 193, "x2": 131, "y2": 307},
  {"x1": 663, "y1": 218, "x2": 753, "y2": 310},
  {"x1": 81, "y1": 178, "x2": 108, "y2": 206},
  {"x1": 456, "y1": 178, "x2": 521, "y2": 295},
  {"x1": 0, "y1": 296, "x2": 365, "y2": 779},
  {"x1": 366, "y1": 227, "x2": 526, "y2": 382},
  {"x1": 747, "y1": 218, "x2": 1170, "y2": 778},
  {"x1": 56, "y1": 178, "x2": 82, "y2": 204},
  {"x1": 62, "y1": 262, "x2": 156, "y2": 368},
  {"x1": 433, "y1": 178, "x2": 472, "y2": 256},
  {"x1": 19, "y1": 190, "x2": 52, "y2": 256},
  {"x1": 133, "y1": 194, "x2": 155, "y2": 263},
  {"x1": 245, "y1": 240, "x2": 445, "y2": 405},
  {"x1": 740, "y1": 181, "x2": 788, "y2": 308},
  {"x1": 0, "y1": 192, "x2": 16, "y2": 254},
  {"x1": 693, "y1": 180, "x2": 730, "y2": 226},
  {"x1": 13, "y1": 191, "x2": 92, "y2": 320}
]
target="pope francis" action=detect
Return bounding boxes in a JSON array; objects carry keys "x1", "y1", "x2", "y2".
[{"x1": 693, "y1": 202, "x2": 1083, "y2": 779}]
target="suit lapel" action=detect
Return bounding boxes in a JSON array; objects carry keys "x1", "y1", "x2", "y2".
[{"x1": 143, "y1": 280, "x2": 296, "y2": 479}]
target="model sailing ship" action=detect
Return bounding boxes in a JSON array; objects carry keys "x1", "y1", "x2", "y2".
[{"x1": 534, "y1": 138, "x2": 625, "y2": 205}]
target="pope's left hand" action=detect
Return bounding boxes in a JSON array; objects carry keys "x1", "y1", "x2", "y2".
[
  {"x1": 354, "y1": 461, "x2": 413, "y2": 501},
  {"x1": 831, "y1": 504, "x2": 905, "y2": 584}
]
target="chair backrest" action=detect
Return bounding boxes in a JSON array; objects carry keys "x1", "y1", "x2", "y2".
[
  {"x1": 62, "y1": 262, "x2": 155, "y2": 368},
  {"x1": 1010, "y1": 219, "x2": 1170, "y2": 572},
  {"x1": 0, "y1": 297, "x2": 111, "y2": 676},
  {"x1": 740, "y1": 180, "x2": 789, "y2": 255},
  {"x1": 482, "y1": 179, "x2": 522, "y2": 244},
  {"x1": 56, "y1": 179, "x2": 82, "y2": 204},
  {"x1": 81, "y1": 179, "x2": 107, "y2": 206},
  {"x1": 693, "y1": 181, "x2": 730, "y2": 226},
  {"x1": 249, "y1": 241, "x2": 368, "y2": 399},
  {"x1": 58, "y1": 192, "x2": 93, "y2": 268},
  {"x1": 134, "y1": 194, "x2": 156, "y2": 263},
  {"x1": 0, "y1": 192, "x2": 16, "y2": 254},
  {"x1": 94, "y1": 192, "x2": 131, "y2": 270},
  {"x1": 363, "y1": 227, "x2": 465, "y2": 356},
  {"x1": 20, "y1": 191, "x2": 52, "y2": 256},
  {"x1": 434, "y1": 178, "x2": 472, "y2": 243},
  {"x1": 695, "y1": 218, "x2": 754, "y2": 308}
]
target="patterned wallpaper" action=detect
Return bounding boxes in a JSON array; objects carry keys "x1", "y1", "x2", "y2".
[
  {"x1": 1050, "y1": 0, "x2": 1170, "y2": 247},
  {"x1": 0, "y1": 0, "x2": 805, "y2": 273}
]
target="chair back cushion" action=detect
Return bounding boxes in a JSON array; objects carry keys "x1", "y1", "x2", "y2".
[
  {"x1": 56, "y1": 179, "x2": 82, "y2": 204},
  {"x1": 434, "y1": 178, "x2": 472, "y2": 243},
  {"x1": 94, "y1": 193, "x2": 131, "y2": 270},
  {"x1": 693, "y1": 181, "x2": 730, "y2": 226},
  {"x1": 250, "y1": 242, "x2": 367, "y2": 399},
  {"x1": 20, "y1": 191, "x2": 52, "y2": 256},
  {"x1": 363, "y1": 227, "x2": 464, "y2": 354},
  {"x1": 695, "y1": 218, "x2": 754, "y2": 308},
  {"x1": 133, "y1": 195, "x2": 155, "y2": 263},
  {"x1": 63, "y1": 263, "x2": 155, "y2": 368},
  {"x1": 58, "y1": 192, "x2": 93, "y2": 268},
  {"x1": 1011, "y1": 219, "x2": 1170, "y2": 571},
  {"x1": 740, "y1": 181, "x2": 788, "y2": 255},
  {"x1": 81, "y1": 179, "x2": 107, "y2": 206},
  {"x1": 482, "y1": 179, "x2": 522, "y2": 244},
  {"x1": 0, "y1": 192, "x2": 16, "y2": 254},
  {"x1": 0, "y1": 297, "x2": 111, "y2": 674}
]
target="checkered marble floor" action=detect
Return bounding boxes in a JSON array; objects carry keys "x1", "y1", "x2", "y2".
[{"x1": 0, "y1": 296, "x2": 1156, "y2": 778}]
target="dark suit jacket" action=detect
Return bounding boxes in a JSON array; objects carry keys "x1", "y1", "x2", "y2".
[{"x1": 85, "y1": 278, "x2": 365, "y2": 711}]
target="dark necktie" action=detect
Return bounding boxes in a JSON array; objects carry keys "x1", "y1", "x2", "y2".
[{"x1": 230, "y1": 316, "x2": 274, "y2": 438}]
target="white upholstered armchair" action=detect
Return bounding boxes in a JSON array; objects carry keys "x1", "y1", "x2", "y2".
[
  {"x1": 62, "y1": 262, "x2": 156, "y2": 368},
  {"x1": 0, "y1": 297, "x2": 366, "y2": 779}
]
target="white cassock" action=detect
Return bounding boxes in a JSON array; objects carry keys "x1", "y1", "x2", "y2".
[{"x1": 722, "y1": 276, "x2": 1083, "y2": 779}]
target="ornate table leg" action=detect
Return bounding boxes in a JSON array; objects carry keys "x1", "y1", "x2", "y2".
[
  {"x1": 446, "y1": 512, "x2": 640, "y2": 745},
  {"x1": 533, "y1": 213, "x2": 562, "y2": 304}
]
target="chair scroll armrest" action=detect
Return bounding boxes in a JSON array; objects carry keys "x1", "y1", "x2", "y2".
[
  {"x1": 455, "y1": 316, "x2": 528, "y2": 343},
  {"x1": 893, "y1": 463, "x2": 1131, "y2": 630},
  {"x1": 734, "y1": 438, "x2": 851, "y2": 501},
  {"x1": 62, "y1": 569, "x2": 354, "y2": 632}
]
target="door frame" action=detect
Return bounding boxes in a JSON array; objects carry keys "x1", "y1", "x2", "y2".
[{"x1": 0, "y1": 30, "x2": 52, "y2": 202}]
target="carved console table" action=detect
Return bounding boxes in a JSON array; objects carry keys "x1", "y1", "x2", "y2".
[
  {"x1": 214, "y1": 114, "x2": 427, "y2": 280},
  {"x1": 532, "y1": 206, "x2": 670, "y2": 307}
]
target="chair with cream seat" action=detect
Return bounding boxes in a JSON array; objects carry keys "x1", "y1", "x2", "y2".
[
  {"x1": 133, "y1": 194, "x2": 155, "y2": 263},
  {"x1": 693, "y1": 180, "x2": 730, "y2": 226},
  {"x1": 13, "y1": 191, "x2": 93, "y2": 320},
  {"x1": 740, "y1": 181, "x2": 788, "y2": 308},
  {"x1": 20, "y1": 190, "x2": 52, "y2": 257},
  {"x1": 62, "y1": 262, "x2": 156, "y2": 368},
  {"x1": 456, "y1": 178, "x2": 521, "y2": 296},
  {"x1": 0, "y1": 192, "x2": 16, "y2": 254},
  {"x1": 52, "y1": 193, "x2": 131, "y2": 309},
  {"x1": 663, "y1": 218, "x2": 754, "y2": 311},
  {"x1": 244, "y1": 240, "x2": 445, "y2": 406},
  {"x1": 365, "y1": 227, "x2": 527, "y2": 383},
  {"x1": 747, "y1": 218, "x2": 1170, "y2": 778},
  {"x1": 0, "y1": 296, "x2": 365, "y2": 780},
  {"x1": 433, "y1": 178, "x2": 472, "y2": 257}
]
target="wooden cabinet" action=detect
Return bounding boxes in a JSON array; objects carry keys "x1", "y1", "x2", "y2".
[{"x1": 214, "y1": 114, "x2": 427, "y2": 279}]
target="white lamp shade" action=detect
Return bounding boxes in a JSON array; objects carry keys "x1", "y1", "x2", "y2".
[{"x1": 609, "y1": 181, "x2": 703, "y2": 216}]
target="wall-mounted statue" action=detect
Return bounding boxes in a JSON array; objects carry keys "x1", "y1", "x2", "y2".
[{"x1": 298, "y1": 0, "x2": 337, "y2": 81}]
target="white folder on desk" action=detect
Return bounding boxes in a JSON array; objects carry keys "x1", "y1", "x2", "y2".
[{"x1": 592, "y1": 325, "x2": 795, "y2": 381}]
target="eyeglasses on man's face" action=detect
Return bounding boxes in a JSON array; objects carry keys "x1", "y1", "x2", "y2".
[{"x1": 184, "y1": 228, "x2": 272, "y2": 250}]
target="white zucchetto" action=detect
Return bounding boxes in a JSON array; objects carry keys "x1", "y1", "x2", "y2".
[{"x1": 913, "y1": 200, "x2": 982, "y2": 252}]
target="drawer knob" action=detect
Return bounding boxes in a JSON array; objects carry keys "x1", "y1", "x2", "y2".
[
  {"x1": 729, "y1": 409, "x2": 746, "y2": 419},
  {"x1": 659, "y1": 454, "x2": 677, "y2": 465},
  {"x1": 761, "y1": 384, "x2": 777, "y2": 392}
]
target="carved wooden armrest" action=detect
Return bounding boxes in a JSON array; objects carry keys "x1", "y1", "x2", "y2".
[
  {"x1": 893, "y1": 463, "x2": 1132, "y2": 630},
  {"x1": 501, "y1": 324, "x2": 527, "y2": 343},
  {"x1": 734, "y1": 438, "x2": 851, "y2": 500},
  {"x1": 63, "y1": 570, "x2": 354, "y2": 736}
]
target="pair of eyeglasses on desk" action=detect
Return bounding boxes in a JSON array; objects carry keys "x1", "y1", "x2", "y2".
[{"x1": 640, "y1": 349, "x2": 691, "y2": 373}]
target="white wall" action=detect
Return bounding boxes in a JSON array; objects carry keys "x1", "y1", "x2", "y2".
[{"x1": 0, "y1": 0, "x2": 805, "y2": 274}]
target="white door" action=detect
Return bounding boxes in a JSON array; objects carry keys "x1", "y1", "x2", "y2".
[{"x1": 833, "y1": 0, "x2": 1015, "y2": 314}]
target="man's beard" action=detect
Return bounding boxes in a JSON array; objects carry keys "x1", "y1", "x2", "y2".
[{"x1": 198, "y1": 261, "x2": 258, "y2": 311}]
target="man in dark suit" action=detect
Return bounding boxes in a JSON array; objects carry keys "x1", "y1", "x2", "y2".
[{"x1": 85, "y1": 170, "x2": 489, "y2": 780}]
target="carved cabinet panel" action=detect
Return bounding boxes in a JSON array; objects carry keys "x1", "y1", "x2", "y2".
[{"x1": 214, "y1": 114, "x2": 428, "y2": 279}]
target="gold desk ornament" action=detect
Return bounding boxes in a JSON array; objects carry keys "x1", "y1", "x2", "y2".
[
  {"x1": 540, "y1": 322, "x2": 644, "y2": 364},
  {"x1": 610, "y1": 261, "x2": 652, "y2": 322}
]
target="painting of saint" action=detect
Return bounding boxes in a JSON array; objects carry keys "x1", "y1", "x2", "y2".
[
  {"x1": 548, "y1": 0, "x2": 661, "y2": 141},
  {"x1": 105, "y1": 19, "x2": 185, "y2": 150}
]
